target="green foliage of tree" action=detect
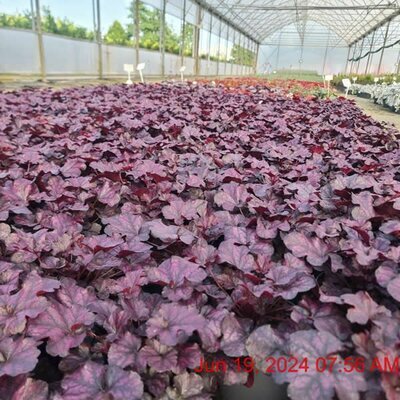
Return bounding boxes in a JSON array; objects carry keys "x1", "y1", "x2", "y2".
[
  {"x1": 231, "y1": 44, "x2": 255, "y2": 66},
  {"x1": 104, "y1": 21, "x2": 130, "y2": 46},
  {"x1": 41, "y1": 6, "x2": 94, "y2": 40},
  {"x1": 127, "y1": 1, "x2": 183, "y2": 54},
  {"x1": 182, "y1": 23, "x2": 194, "y2": 57},
  {"x1": 0, "y1": 7, "x2": 94, "y2": 40},
  {"x1": 0, "y1": 11, "x2": 32, "y2": 29}
]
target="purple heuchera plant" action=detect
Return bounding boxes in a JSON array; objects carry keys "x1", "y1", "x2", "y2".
[{"x1": 0, "y1": 82, "x2": 400, "y2": 399}]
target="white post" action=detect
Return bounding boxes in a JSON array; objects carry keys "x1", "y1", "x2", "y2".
[
  {"x1": 325, "y1": 74, "x2": 333, "y2": 97},
  {"x1": 180, "y1": 66, "x2": 186, "y2": 82},
  {"x1": 137, "y1": 63, "x2": 145, "y2": 83}
]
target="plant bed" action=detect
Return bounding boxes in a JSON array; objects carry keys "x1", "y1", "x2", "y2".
[
  {"x1": 356, "y1": 92, "x2": 372, "y2": 99},
  {"x1": 1, "y1": 83, "x2": 400, "y2": 399},
  {"x1": 349, "y1": 83, "x2": 400, "y2": 113}
]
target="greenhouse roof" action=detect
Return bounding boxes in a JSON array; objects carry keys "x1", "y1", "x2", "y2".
[{"x1": 199, "y1": 0, "x2": 400, "y2": 45}]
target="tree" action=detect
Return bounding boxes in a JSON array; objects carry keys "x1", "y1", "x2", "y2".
[
  {"x1": 127, "y1": 1, "x2": 181, "y2": 53},
  {"x1": 182, "y1": 23, "x2": 194, "y2": 57},
  {"x1": 41, "y1": 6, "x2": 58, "y2": 33},
  {"x1": 0, "y1": 11, "x2": 33, "y2": 30},
  {"x1": 104, "y1": 21, "x2": 130, "y2": 46},
  {"x1": 41, "y1": 6, "x2": 94, "y2": 40},
  {"x1": 231, "y1": 44, "x2": 255, "y2": 66}
]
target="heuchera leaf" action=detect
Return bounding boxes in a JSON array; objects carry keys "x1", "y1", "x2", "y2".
[
  {"x1": 28, "y1": 300, "x2": 95, "y2": 357},
  {"x1": 341, "y1": 291, "x2": 391, "y2": 324},
  {"x1": 146, "y1": 303, "x2": 206, "y2": 346},
  {"x1": 218, "y1": 240, "x2": 256, "y2": 272},
  {"x1": 0, "y1": 337, "x2": 41, "y2": 377},
  {"x1": 275, "y1": 330, "x2": 367, "y2": 400},
  {"x1": 97, "y1": 181, "x2": 121, "y2": 207},
  {"x1": 283, "y1": 232, "x2": 329, "y2": 266},
  {"x1": 149, "y1": 256, "x2": 207, "y2": 287},
  {"x1": 103, "y1": 213, "x2": 147, "y2": 240},
  {"x1": 162, "y1": 199, "x2": 206, "y2": 224},
  {"x1": 246, "y1": 325, "x2": 284, "y2": 371},
  {"x1": 266, "y1": 265, "x2": 316, "y2": 299},
  {"x1": 62, "y1": 361, "x2": 143, "y2": 400},
  {"x1": 139, "y1": 340, "x2": 178, "y2": 372},
  {"x1": 0, "y1": 376, "x2": 48, "y2": 400},
  {"x1": 214, "y1": 183, "x2": 249, "y2": 211},
  {"x1": 0, "y1": 272, "x2": 59, "y2": 334},
  {"x1": 108, "y1": 332, "x2": 141, "y2": 369},
  {"x1": 220, "y1": 314, "x2": 251, "y2": 357}
]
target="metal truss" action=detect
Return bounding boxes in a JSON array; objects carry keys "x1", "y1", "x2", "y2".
[{"x1": 198, "y1": 0, "x2": 400, "y2": 47}]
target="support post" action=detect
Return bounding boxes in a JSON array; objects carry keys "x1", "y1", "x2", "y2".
[
  {"x1": 160, "y1": 0, "x2": 166, "y2": 77},
  {"x1": 378, "y1": 20, "x2": 391, "y2": 75},
  {"x1": 207, "y1": 14, "x2": 212, "y2": 75},
  {"x1": 216, "y1": 18, "x2": 222, "y2": 76},
  {"x1": 224, "y1": 25, "x2": 230, "y2": 75},
  {"x1": 95, "y1": 0, "x2": 103, "y2": 79},
  {"x1": 244, "y1": 37, "x2": 248, "y2": 75},
  {"x1": 134, "y1": 0, "x2": 140, "y2": 65},
  {"x1": 244, "y1": 36, "x2": 249, "y2": 75},
  {"x1": 349, "y1": 41, "x2": 357, "y2": 74},
  {"x1": 34, "y1": 0, "x2": 46, "y2": 81},
  {"x1": 365, "y1": 30, "x2": 376, "y2": 75},
  {"x1": 180, "y1": 0, "x2": 186, "y2": 68},
  {"x1": 237, "y1": 33, "x2": 242, "y2": 75},
  {"x1": 241, "y1": 35, "x2": 245, "y2": 75},
  {"x1": 231, "y1": 29, "x2": 236, "y2": 75},
  {"x1": 396, "y1": 50, "x2": 400, "y2": 75},
  {"x1": 30, "y1": 0, "x2": 36, "y2": 31},
  {"x1": 299, "y1": 43, "x2": 304, "y2": 72},
  {"x1": 194, "y1": 4, "x2": 201, "y2": 76},
  {"x1": 247, "y1": 37, "x2": 251, "y2": 75},
  {"x1": 344, "y1": 45, "x2": 351, "y2": 74},
  {"x1": 322, "y1": 30, "x2": 330, "y2": 75},
  {"x1": 276, "y1": 32, "x2": 282, "y2": 71},
  {"x1": 254, "y1": 42, "x2": 259, "y2": 75},
  {"x1": 356, "y1": 36, "x2": 365, "y2": 74}
]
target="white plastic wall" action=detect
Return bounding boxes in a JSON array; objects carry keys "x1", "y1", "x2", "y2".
[
  {"x1": 140, "y1": 50, "x2": 162, "y2": 76},
  {"x1": 43, "y1": 34, "x2": 98, "y2": 75},
  {"x1": 0, "y1": 28, "x2": 254, "y2": 78},
  {"x1": 0, "y1": 28, "x2": 40, "y2": 74},
  {"x1": 165, "y1": 53, "x2": 181, "y2": 76},
  {"x1": 102, "y1": 45, "x2": 136, "y2": 76},
  {"x1": 185, "y1": 57, "x2": 195, "y2": 75}
]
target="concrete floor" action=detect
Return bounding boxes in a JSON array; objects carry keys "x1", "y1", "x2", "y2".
[
  {"x1": 219, "y1": 374, "x2": 289, "y2": 400},
  {"x1": 349, "y1": 95, "x2": 400, "y2": 131}
]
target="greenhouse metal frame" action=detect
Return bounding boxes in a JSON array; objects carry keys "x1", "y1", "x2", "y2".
[{"x1": 0, "y1": 0, "x2": 398, "y2": 79}]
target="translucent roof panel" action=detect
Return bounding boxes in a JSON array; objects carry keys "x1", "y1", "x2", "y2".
[{"x1": 200, "y1": 0, "x2": 400, "y2": 45}]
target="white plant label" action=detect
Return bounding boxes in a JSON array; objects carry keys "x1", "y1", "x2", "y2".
[
  {"x1": 124, "y1": 64, "x2": 134, "y2": 85},
  {"x1": 342, "y1": 78, "x2": 351, "y2": 98},
  {"x1": 124, "y1": 64, "x2": 134, "y2": 72},
  {"x1": 342, "y1": 78, "x2": 351, "y2": 88},
  {"x1": 137, "y1": 63, "x2": 145, "y2": 84}
]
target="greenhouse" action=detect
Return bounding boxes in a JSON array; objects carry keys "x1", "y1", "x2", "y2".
[
  {"x1": 1, "y1": 1, "x2": 400, "y2": 400},
  {"x1": 0, "y1": 0, "x2": 400, "y2": 78}
]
